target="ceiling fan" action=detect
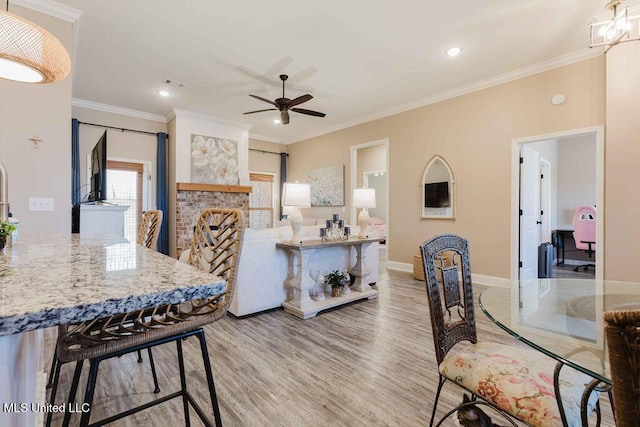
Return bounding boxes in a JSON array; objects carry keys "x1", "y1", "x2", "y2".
[{"x1": 243, "y1": 74, "x2": 326, "y2": 124}]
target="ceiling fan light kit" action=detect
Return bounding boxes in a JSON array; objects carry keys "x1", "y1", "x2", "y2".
[
  {"x1": 243, "y1": 74, "x2": 326, "y2": 125},
  {"x1": 0, "y1": 4, "x2": 71, "y2": 83},
  {"x1": 590, "y1": 0, "x2": 640, "y2": 52}
]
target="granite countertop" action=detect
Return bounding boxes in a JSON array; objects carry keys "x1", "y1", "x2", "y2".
[{"x1": 0, "y1": 234, "x2": 226, "y2": 336}]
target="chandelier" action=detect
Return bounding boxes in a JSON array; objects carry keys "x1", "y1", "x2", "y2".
[
  {"x1": 590, "y1": 0, "x2": 640, "y2": 52},
  {"x1": 0, "y1": 2, "x2": 71, "y2": 83}
]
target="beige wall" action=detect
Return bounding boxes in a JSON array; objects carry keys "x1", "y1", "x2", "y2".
[
  {"x1": 289, "y1": 57, "x2": 605, "y2": 279},
  {"x1": 556, "y1": 134, "x2": 596, "y2": 229},
  {"x1": 0, "y1": 6, "x2": 73, "y2": 237},
  {"x1": 72, "y1": 106, "x2": 166, "y2": 207},
  {"x1": 605, "y1": 43, "x2": 640, "y2": 282},
  {"x1": 248, "y1": 138, "x2": 287, "y2": 215},
  {"x1": 357, "y1": 144, "x2": 386, "y2": 187}
]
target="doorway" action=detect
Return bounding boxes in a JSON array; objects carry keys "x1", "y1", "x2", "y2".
[
  {"x1": 511, "y1": 127, "x2": 604, "y2": 281},
  {"x1": 350, "y1": 139, "x2": 389, "y2": 255}
]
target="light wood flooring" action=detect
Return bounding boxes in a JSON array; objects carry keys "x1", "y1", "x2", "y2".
[{"x1": 45, "y1": 250, "x2": 614, "y2": 426}]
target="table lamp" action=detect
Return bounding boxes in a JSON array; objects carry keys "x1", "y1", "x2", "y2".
[
  {"x1": 353, "y1": 188, "x2": 376, "y2": 238},
  {"x1": 282, "y1": 182, "x2": 311, "y2": 242}
]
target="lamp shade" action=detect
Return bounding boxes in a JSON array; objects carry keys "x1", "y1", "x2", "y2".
[
  {"x1": 0, "y1": 10, "x2": 71, "y2": 83},
  {"x1": 282, "y1": 182, "x2": 311, "y2": 207},
  {"x1": 353, "y1": 188, "x2": 376, "y2": 208}
]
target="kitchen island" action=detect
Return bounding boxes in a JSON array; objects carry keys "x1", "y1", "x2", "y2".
[{"x1": 0, "y1": 234, "x2": 225, "y2": 427}]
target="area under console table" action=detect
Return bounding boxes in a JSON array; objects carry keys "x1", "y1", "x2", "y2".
[{"x1": 276, "y1": 237, "x2": 383, "y2": 319}]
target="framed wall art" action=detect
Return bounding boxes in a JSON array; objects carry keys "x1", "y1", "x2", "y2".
[
  {"x1": 190, "y1": 134, "x2": 239, "y2": 185},
  {"x1": 309, "y1": 165, "x2": 344, "y2": 206}
]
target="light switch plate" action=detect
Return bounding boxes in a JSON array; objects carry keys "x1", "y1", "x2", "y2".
[{"x1": 29, "y1": 197, "x2": 54, "y2": 211}]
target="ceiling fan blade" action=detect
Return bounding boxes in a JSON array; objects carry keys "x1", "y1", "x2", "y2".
[
  {"x1": 243, "y1": 108, "x2": 278, "y2": 115},
  {"x1": 281, "y1": 110, "x2": 290, "y2": 125},
  {"x1": 291, "y1": 108, "x2": 326, "y2": 117},
  {"x1": 287, "y1": 94, "x2": 313, "y2": 107},
  {"x1": 249, "y1": 94, "x2": 277, "y2": 106}
]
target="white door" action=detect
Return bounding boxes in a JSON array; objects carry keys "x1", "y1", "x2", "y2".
[
  {"x1": 519, "y1": 146, "x2": 541, "y2": 280},
  {"x1": 539, "y1": 159, "x2": 551, "y2": 244}
]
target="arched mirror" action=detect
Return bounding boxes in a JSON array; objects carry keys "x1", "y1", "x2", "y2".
[{"x1": 421, "y1": 155, "x2": 455, "y2": 219}]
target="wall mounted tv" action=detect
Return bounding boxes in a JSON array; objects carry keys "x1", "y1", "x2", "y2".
[
  {"x1": 88, "y1": 131, "x2": 107, "y2": 202},
  {"x1": 424, "y1": 181, "x2": 450, "y2": 208}
]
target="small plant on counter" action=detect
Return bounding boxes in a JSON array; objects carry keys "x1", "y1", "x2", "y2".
[{"x1": 0, "y1": 219, "x2": 16, "y2": 249}]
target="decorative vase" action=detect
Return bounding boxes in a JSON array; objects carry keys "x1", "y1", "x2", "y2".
[
  {"x1": 342, "y1": 281, "x2": 351, "y2": 295},
  {"x1": 313, "y1": 271, "x2": 326, "y2": 301},
  {"x1": 331, "y1": 287, "x2": 342, "y2": 298}
]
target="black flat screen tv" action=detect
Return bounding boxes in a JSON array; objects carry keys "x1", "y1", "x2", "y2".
[
  {"x1": 88, "y1": 131, "x2": 107, "y2": 202},
  {"x1": 424, "y1": 181, "x2": 450, "y2": 208}
]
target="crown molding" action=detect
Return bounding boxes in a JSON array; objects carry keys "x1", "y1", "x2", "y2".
[
  {"x1": 171, "y1": 108, "x2": 253, "y2": 131},
  {"x1": 11, "y1": 0, "x2": 82, "y2": 23},
  {"x1": 291, "y1": 48, "x2": 602, "y2": 144},
  {"x1": 248, "y1": 133, "x2": 284, "y2": 144},
  {"x1": 72, "y1": 99, "x2": 168, "y2": 123}
]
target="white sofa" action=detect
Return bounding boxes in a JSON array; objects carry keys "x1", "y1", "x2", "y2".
[{"x1": 230, "y1": 225, "x2": 380, "y2": 316}]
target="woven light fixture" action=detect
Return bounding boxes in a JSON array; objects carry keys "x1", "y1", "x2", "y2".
[{"x1": 0, "y1": 5, "x2": 70, "y2": 84}]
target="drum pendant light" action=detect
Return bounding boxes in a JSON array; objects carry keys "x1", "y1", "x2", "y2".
[{"x1": 0, "y1": 1, "x2": 70, "y2": 84}]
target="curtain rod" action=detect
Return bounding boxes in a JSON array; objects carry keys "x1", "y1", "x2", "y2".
[
  {"x1": 249, "y1": 148, "x2": 288, "y2": 156},
  {"x1": 77, "y1": 121, "x2": 166, "y2": 137}
]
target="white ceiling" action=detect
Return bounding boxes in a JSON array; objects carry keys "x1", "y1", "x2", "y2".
[{"x1": 32, "y1": 0, "x2": 618, "y2": 143}]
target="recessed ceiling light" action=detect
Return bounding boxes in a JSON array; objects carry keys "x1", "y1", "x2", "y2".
[
  {"x1": 273, "y1": 119, "x2": 281, "y2": 124},
  {"x1": 158, "y1": 90, "x2": 171, "y2": 97},
  {"x1": 446, "y1": 47, "x2": 462, "y2": 57}
]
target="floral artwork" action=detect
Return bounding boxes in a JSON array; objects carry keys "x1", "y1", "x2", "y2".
[
  {"x1": 309, "y1": 165, "x2": 344, "y2": 206},
  {"x1": 190, "y1": 134, "x2": 239, "y2": 185}
]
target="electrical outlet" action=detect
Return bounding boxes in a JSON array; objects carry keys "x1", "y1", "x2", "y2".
[{"x1": 29, "y1": 197, "x2": 54, "y2": 211}]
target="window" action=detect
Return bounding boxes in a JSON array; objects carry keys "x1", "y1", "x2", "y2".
[
  {"x1": 107, "y1": 161, "x2": 143, "y2": 242},
  {"x1": 248, "y1": 173, "x2": 275, "y2": 229}
]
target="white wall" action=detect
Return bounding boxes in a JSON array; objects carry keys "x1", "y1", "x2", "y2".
[
  {"x1": 556, "y1": 134, "x2": 596, "y2": 228},
  {"x1": 0, "y1": 6, "x2": 74, "y2": 237},
  {"x1": 172, "y1": 109, "x2": 250, "y2": 185}
]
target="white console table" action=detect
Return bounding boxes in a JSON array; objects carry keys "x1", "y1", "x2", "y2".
[
  {"x1": 275, "y1": 237, "x2": 383, "y2": 319},
  {"x1": 80, "y1": 204, "x2": 129, "y2": 236}
]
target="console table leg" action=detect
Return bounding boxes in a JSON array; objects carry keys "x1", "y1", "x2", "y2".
[
  {"x1": 284, "y1": 248, "x2": 316, "y2": 310},
  {"x1": 350, "y1": 242, "x2": 373, "y2": 292}
]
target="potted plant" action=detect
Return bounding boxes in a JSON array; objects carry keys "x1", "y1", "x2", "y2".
[
  {"x1": 326, "y1": 270, "x2": 350, "y2": 297},
  {"x1": 0, "y1": 219, "x2": 16, "y2": 250}
]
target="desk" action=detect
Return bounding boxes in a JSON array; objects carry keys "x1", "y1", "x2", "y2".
[
  {"x1": 479, "y1": 279, "x2": 640, "y2": 423},
  {"x1": 276, "y1": 237, "x2": 383, "y2": 319},
  {"x1": 0, "y1": 234, "x2": 226, "y2": 427},
  {"x1": 552, "y1": 229, "x2": 574, "y2": 266}
]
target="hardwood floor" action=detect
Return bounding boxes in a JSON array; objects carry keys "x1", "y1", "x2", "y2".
[{"x1": 45, "y1": 250, "x2": 614, "y2": 426}]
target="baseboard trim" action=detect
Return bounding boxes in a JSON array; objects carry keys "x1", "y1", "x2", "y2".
[
  {"x1": 386, "y1": 261, "x2": 510, "y2": 288},
  {"x1": 387, "y1": 261, "x2": 413, "y2": 273}
]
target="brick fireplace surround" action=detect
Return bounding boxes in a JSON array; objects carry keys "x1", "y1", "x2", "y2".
[{"x1": 175, "y1": 183, "x2": 251, "y2": 257}]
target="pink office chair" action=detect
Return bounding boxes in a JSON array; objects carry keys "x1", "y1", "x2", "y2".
[{"x1": 572, "y1": 205, "x2": 596, "y2": 272}]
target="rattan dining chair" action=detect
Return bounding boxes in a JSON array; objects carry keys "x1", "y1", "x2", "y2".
[
  {"x1": 604, "y1": 309, "x2": 640, "y2": 426},
  {"x1": 136, "y1": 209, "x2": 163, "y2": 249},
  {"x1": 421, "y1": 234, "x2": 602, "y2": 427},
  {"x1": 47, "y1": 208, "x2": 244, "y2": 427},
  {"x1": 46, "y1": 209, "x2": 165, "y2": 397}
]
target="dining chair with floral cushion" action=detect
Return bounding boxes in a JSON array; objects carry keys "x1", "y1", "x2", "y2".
[{"x1": 420, "y1": 234, "x2": 603, "y2": 427}]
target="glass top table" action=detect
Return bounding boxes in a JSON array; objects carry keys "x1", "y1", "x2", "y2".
[{"x1": 479, "y1": 279, "x2": 640, "y2": 385}]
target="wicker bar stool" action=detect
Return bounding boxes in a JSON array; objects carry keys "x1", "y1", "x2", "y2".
[
  {"x1": 604, "y1": 309, "x2": 640, "y2": 426},
  {"x1": 46, "y1": 210, "x2": 165, "y2": 400},
  {"x1": 47, "y1": 208, "x2": 243, "y2": 427},
  {"x1": 137, "y1": 209, "x2": 163, "y2": 250}
]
